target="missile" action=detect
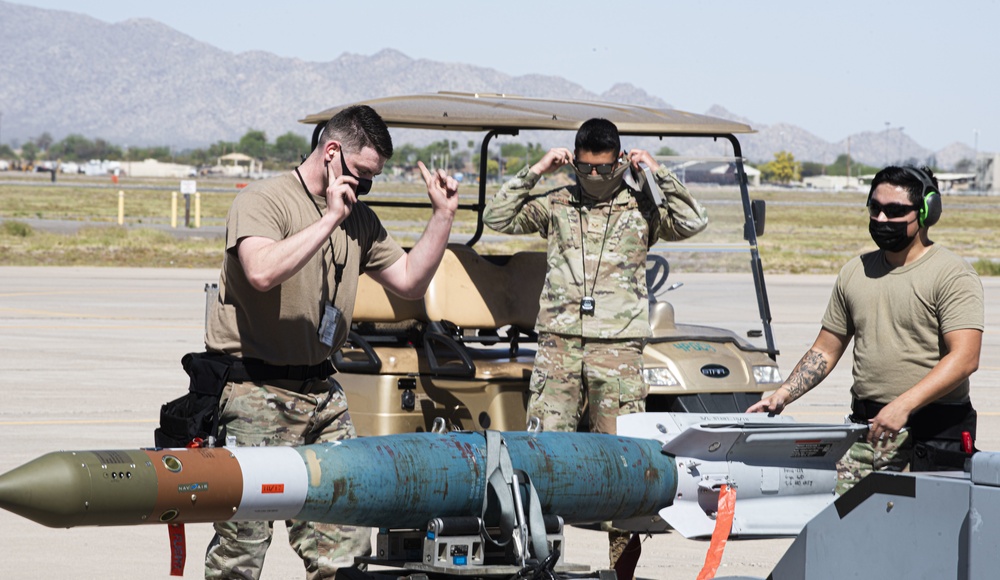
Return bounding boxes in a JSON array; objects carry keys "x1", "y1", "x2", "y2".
[
  {"x1": 0, "y1": 431, "x2": 677, "y2": 530},
  {"x1": 615, "y1": 413, "x2": 868, "y2": 538}
]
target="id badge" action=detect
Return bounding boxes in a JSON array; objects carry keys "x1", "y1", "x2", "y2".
[{"x1": 318, "y1": 303, "x2": 343, "y2": 347}]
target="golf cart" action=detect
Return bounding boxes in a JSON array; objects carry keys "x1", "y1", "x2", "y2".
[{"x1": 300, "y1": 93, "x2": 781, "y2": 436}]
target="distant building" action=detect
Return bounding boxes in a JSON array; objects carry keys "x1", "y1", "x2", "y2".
[
  {"x1": 122, "y1": 158, "x2": 196, "y2": 178},
  {"x1": 82, "y1": 160, "x2": 122, "y2": 176},
  {"x1": 209, "y1": 152, "x2": 261, "y2": 177},
  {"x1": 802, "y1": 175, "x2": 863, "y2": 191},
  {"x1": 975, "y1": 153, "x2": 1000, "y2": 193}
]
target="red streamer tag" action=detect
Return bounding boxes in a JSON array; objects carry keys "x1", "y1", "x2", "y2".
[
  {"x1": 168, "y1": 523, "x2": 187, "y2": 576},
  {"x1": 696, "y1": 484, "x2": 737, "y2": 580}
]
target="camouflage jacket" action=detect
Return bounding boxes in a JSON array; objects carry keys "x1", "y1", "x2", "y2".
[{"x1": 483, "y1": 165, "x2": 708, "y2": 338}]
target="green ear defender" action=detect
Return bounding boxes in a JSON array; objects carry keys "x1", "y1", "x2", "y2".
[{"x1": 903, "y1": 167, "x2": 942, "y2": 228}]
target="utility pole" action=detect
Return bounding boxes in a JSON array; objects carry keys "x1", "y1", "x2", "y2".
[
  {"x1": 884, "y1": 122, "x2": 890, "y2": 166},
  {"x1": 898, "y1": 127, "x2": 905, "y2": 165},
  {"x1": 846, "y1": 136, "x2": 851, "y2": 183},
  {"x1": 974, "y1": 129, "x2": 979, "y2": 173}
]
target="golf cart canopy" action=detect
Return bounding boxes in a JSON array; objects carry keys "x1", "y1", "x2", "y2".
[
  {"x1": 300, "y1": 91, "x2": 754, "y2": 137},
  {"x1": 298, "y1": 92, "x2": 759, "y2": 247},
  {"x1": 300, "y1": 91, "x2": 774, "y2": 356}
]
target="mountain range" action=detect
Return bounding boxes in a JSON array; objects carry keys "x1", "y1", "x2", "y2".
[{"x1": 0, "y1": 1, "x2": 977, "y2": 169}]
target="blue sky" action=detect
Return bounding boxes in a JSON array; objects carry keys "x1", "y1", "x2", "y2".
[{"x1": 12, "y1": 0, "x2": 1000, "y2": 152}]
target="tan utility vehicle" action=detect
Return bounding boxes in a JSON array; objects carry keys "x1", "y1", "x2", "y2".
[{"x1": 300, "y1": 93, "x2": 781, "y2": 436}]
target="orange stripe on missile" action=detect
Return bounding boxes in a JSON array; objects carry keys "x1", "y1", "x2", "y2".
[
  {"x1": 261, "y1": 484, "x2": 285, "y2": 494},
  {"x1": 146, "y1": 448, "x2": 244, "y2": 523}
]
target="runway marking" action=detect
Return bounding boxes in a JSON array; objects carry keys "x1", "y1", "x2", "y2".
[
  {"x1": 0, "y1": 288, "x2": 202, "y2": 298},
  {"x1": 789, "y1": 410, "x2": 1000, "y2": 417},
  {"x1": 0, "y1": 307, "x2": 133, "y2": 318},
  {"x1": 0, "y1": 322, "x2": 200, "y2": 329},
  {"x1": 0, "y1": 419, "x2": 157, "y2": 426},
  {"x1": 0, "y1": 304, "x2": 202, "y2": 321}
]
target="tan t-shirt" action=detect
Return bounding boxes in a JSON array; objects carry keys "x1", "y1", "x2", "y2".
[
  {"x1": 822, "y1": 244, "x2": 984, "y2": 404},
  {"x1": 205, "y1": 172, "x2": 404, "y2": 365}
]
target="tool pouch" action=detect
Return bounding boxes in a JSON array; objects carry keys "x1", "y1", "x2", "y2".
[
  {"x1": 154, "y1": 352, "x2": 238, "y2": 448},
  {"x1": 909, "y1": 404, "x2": 978, "y2": 472}
]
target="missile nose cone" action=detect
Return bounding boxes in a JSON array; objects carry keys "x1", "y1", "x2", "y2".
[
  {"x1": 0, "y1": 452, "x2": 91, "y2": 528},
  {"x1": 0, "y1": 449, "x2": 161, "y2": 528}
]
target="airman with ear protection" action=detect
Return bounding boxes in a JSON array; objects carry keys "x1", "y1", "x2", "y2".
[
  {"x1": 902, "y1": 166, "x2": 942, "y2": 228},
  {"x1": 865, "y1": 165, "x2": 941, "y2": 228},
  {"x1": 750, "y1": 163, "x2": 983, "y2": 495}
]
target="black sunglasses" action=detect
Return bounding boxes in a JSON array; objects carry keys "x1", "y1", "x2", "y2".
[
  {"x1": 340, "y1": 151, "x2": 373, "y2": 196},
  {"x1": 868, "y1": 200, "x2": 916, "y2": 219},
  {"x1": 574, "y1": 161, "x2": 617, "y2": 176}
]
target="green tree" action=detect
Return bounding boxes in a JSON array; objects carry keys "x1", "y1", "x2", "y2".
[
  {"x1": 238, "y1": 130, "x2": 268, "y2": 159},
  {"x1": 656, "y1": 146, "x2": 679, "y2": 157},
  {"x1": 421, "y1": 140, "x2": 454, "y2": 170},
  {"x1": 207, "y1": 140, "x2": 237, "y2": 158},
  {"x1": 526, "y1": 143, "x2": 546, "y2": 168},
  {"x1": 128, "y1": 146, "x2": 172, "y2": 162},
  {"x1": 504, "y1": 156, "x2": 524, "y2": 173},
  {"x1": 825, "y1": 154, "x2": 879, "y2": 177},
  {"x1": 760, "y1": 151, "x2": 801, "y2": 184},
  {"x1": 179, "y1": 147, "x2": 212, "y2": 167},
  {"x1": 800, "y1": 161, "x2": 825, "y2": 178},
  {"x1": 385, "y1": 143, "x2": 421, "y2": 172},
  {"x1": 485, "y1": 158, "x2": 500, "y2": 179},
  {"x1": 500, "y1": 143, "x2": 528, "y2": 158},
  {"x1": 0, "y1": 144, "x2": 14, "y2": 158},
  {"x1": 20, "y1": 142, "x2": 38, "y2": 162},
  {"x1": 49, "y1": 134, "x2": 93, "y2": 161},
  {"x1": 35, "y1": 132, "x2": 54, "y2": 152},
  {"x1": 93, "y1": 139, "x2": 122, "y2": 160},
  {"x1": 273, "y1": 132, "x2": 310, "y2": 164}
]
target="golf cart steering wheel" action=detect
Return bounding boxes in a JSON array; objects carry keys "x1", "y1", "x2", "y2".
[{"x1": 646, "y1": 254, "x2": 670, "y2": 302}]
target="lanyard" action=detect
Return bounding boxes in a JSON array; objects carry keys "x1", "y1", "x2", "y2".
[
  {"x1": 578, "y1": 202, "x2": 613, "y2": 307},
  {"x1": 294, "y1": 167, "x2": 345, "y2": 302}
]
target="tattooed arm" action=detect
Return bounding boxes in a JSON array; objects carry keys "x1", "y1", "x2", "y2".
[{"x1": 747, "y1": 328, "x2": 851, "y2": 414}]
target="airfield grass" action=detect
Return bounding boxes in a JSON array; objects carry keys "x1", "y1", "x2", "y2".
[{"x1": 1, "y1": 174, "x2": 998, "y2": 274}]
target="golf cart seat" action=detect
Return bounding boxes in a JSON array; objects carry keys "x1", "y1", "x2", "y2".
[
  {"x1": 420, "y1": 244, "x2": 544, "y2": 378},
  {"x1": 336, "y1": 244, "x2": 546, "y2": 434},
  {"x1": 424, "y1": 244, "x2": 544, "y2": 331}
]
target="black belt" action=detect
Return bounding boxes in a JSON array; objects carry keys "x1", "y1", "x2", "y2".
[
  {"x1": 851, "y1": 398, "x2": 976, "y2": 441},
  {"x1": 231, "y1": 358, "x2": 334, "y2": 382}
]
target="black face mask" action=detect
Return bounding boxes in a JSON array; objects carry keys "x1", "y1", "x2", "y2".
[
  {"x1": 869, "y1": 219, "x2": 916, "y2": 253},
  {"x1": 339, "y1": 151, "x2": 373, "y2": 196}
]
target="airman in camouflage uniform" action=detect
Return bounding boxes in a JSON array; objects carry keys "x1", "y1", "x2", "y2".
[
  {"x1": 206, "y1": 379, "x2": 370, "y2": 579},
  {"x1": 202, "y1": 105, "x2": 459, "y2": 579},
  {"x1": 483, "y1": 118, "x2": 708, "y2": 567},
  {"x1": 483, "y1": 118, "x2": 707, "y2": 436},
  {"x1": 835, "y1": 430, "x2": 911, "y2": 495}
]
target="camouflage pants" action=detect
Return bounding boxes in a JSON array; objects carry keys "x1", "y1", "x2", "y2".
[
  {"x1": 204, "y1": 378, "x2": 371, "y2": 580},
  {"x1": 835, "y1": 430, "x2": 913, "y2": 495},
  {"x1": 526, "y1": 333, "x2": 647, "y2": 435}
]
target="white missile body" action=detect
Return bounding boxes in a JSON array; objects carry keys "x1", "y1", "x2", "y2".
[{"x1": 615, "y1": 413, "x2": 866, "y2": 538}]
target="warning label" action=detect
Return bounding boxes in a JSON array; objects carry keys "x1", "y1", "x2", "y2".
[{"x1": 792, "y1": 441, "x2": 834, "y2": 457}]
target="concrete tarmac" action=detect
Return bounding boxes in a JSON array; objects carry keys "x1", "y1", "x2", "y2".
[{"x1": 1, "y1": 267, "x2": 998, "y2": 579}]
